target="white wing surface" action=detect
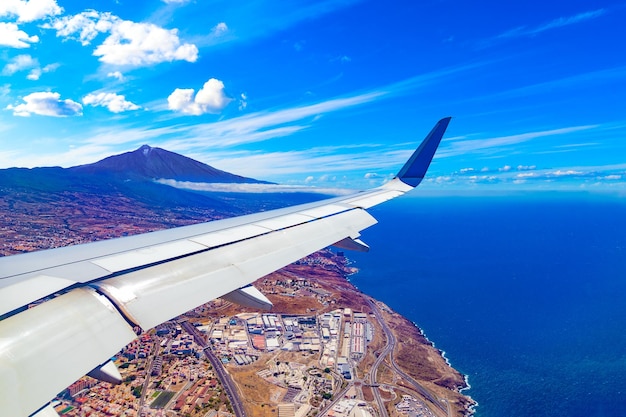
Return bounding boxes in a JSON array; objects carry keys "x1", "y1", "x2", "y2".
[{"x1": 0, "y1": 117, "x2": 451, "y2": 417}]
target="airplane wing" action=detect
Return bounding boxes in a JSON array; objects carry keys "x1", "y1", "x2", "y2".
[{"x1": 0, "y1": 117, "x2": 451, "y2": 417}]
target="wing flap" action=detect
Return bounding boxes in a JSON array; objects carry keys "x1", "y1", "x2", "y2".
[
  {"x1": 0, "y1": 288, "x2": 136, "y2": 417},
  {"x1": 0, "y1": 275, "x2": 78, "y2": 318}
]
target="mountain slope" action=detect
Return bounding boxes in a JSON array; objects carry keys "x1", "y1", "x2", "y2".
[{"x1": 69, "y1": 145, "x2": 269, "y2": 184}]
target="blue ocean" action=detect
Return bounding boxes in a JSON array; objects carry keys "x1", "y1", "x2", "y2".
[{"x1": 348, "y1": 193, "x2": 626, "y2": 417}]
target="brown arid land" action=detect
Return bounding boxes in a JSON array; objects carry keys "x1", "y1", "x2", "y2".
[{"x1": 209, "y1": 251, "x2": 475, "y2": 417}]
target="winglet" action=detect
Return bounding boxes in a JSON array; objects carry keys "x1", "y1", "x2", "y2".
[{"x1": 395, "y1": 117, "x2": 451, "y2": 187}]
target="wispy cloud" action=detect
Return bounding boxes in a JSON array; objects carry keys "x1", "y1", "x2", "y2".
[
  {"x1": 188, "y1": 0, "x2": 362, "y2": 48},
  {"x1": 436, "y1": 125, "x2": 598, "y2": 158},
  {"x1": 155, "y1": 179, "x2": 352, "y2": 195},
  {"x1": 193, "y1": 145, "x2": 408, "y2": 180},
  {"x1": 381, "y1": 61, "x2": 490, "y2": 96},
  {"x1": 472, "y1": 66, "x2": 626, "y2": 102},
  {"x1": 159, "y1": 91, "x2": 386, "y2": 150},
  {"x1": 498, "y1": 9, "x2": 606, "y2": 39},
  {"x1": 6, "y1": 62, "x2": 480, "y2": 169},
  {"x1": 153, "y1": 63, "x2": 481, "y2": 151},
  {"x1": 0, "y1": 91, "x2": 385, "y2": 169},
  {"x1": 478, "y1": 8, "x2": 607, "y2": 49}
]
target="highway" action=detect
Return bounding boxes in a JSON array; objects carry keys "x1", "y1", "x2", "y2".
[
  {"x1": 180, "y1": 320, "x2": 248, "y2": 417},
  {"x1": 367, "y1": 328, "x2": 390, "y2": 417},
  {"x1": 366, "y1": 298, "x2": 448, "y2": 416}
]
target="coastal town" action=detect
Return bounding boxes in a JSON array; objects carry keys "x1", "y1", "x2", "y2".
[{"x1": 49, "y1": 252, "x2": 473, "y2": 417}]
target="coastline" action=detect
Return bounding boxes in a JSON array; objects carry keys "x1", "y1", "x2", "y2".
[
  {"x1": 372, "y1": 299, "x2": 476, "y2": 417},
  {"x1": 422, "y1": 335, "x2": 477, "y2": 414},
  {"x1": 257, "y1": 251, "x2": 477, "y2": 417},
  {"x1": 346, "y1": 258, "x2": 475, "y2": 416}
]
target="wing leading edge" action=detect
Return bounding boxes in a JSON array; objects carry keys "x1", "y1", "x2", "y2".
[{"x1": 0, "y1": 118, "x2": 451, "y2": 417}]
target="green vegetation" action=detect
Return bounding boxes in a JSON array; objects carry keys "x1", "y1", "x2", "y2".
[
  {"x1": 59, "y1": 406, "x2": 74, "y2": 415},
  {"x1": 132, "y1": 386, "x2": 142, "y2": 398},
  {"x1": 151, "y1": 391, "x2": 176, "y2": 409}
]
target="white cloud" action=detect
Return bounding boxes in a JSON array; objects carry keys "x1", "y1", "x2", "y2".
[
  {"x1": 83, "y1": 92, "x2": 140, "y2": 113},
  {"x1": 0, "y1": 0, "x2": 62, "y2": 23},
  {"x1": 48, "y1": 11, "x2": 198, "y2": 67},
  {"x1": 516, "y1": 172, "x2": 538, "y2": 179},
  {"x1": 238, "y1": 93, "x2": 247, "y2": 111},
  {"x1": 2, "y1": 54, "x2": 37, "y2": 75},
  {"x1": 211, "y1": 22, "x2": 228, "y2": 37},
  {"x1": 168, "y1": 78, "x2": 232, "y2": 115},
  {"x1": 551, "y1": 169, "x2": 585, "y2": 177},
  {"x1": 0, "y1": 84, "x2": 10, "y2": 97},
  {"x1": 162, "y1": 0, "x2": 188, "y2": 3},
  {"x1": 26, "y1": 68, "x2": 41, "y2": 80},
  {"x1": 2, "y1": 55, "x2": 59, "y2": 80},
  {"x1": 107, "y1": 71, "x2": 124, "y2": 81},
  {"x1": 48, "y1": 10, "x2": 118, "y2": 46},
  {"x1": 6, "y1": 91, "x2": 82, "y2": 117},
  {"x1": 94, "y1": 20, "x2": 198, "y2": 66},
  {"x1": 364, "y1": 172, "x2": 382, "y2": 179},
  {"x1": 0, "y1": 22, "x2": 39, "y2": 48},
  {"x1": 29, "y1": 63, "x2": 58, "y2": 80}
]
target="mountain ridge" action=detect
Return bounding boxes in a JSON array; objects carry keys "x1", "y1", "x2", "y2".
[
  {"x1": 0, "y1": 144, "x2": 271, "y2": 218},
  {"x1": 68, "y1": 144, "x2": 269, "y2": 184}
]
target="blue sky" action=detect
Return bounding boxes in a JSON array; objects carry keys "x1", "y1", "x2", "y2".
[{"x1": 1, "y1": 0, "x2": 625, "y2": 193}]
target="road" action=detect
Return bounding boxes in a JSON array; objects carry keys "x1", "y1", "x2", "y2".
[
  {"x1": 138, "y1": 337, "x2": 160, "y2": 415},
  {"x1": 180, "y1": 320, "x2": 248, "y2": 417},
  {"x1": 367, "y1": 298, "x2": 449, "y2": 416},
  {"x1": 366, "y1": 298, "x2": 395, "y2": 417}
]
